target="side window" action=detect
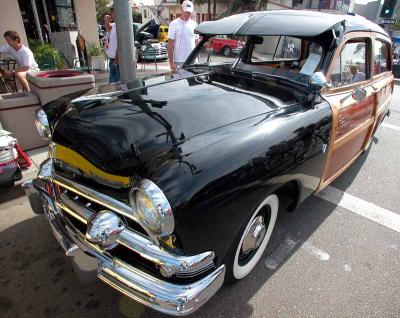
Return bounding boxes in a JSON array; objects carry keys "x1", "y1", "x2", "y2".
[
  {"x1": 374, "y1": 40, "x2": 390, "y2": 75},
  {"x1": 330, "y1": 40, "x2": 370, "y2": 87}
]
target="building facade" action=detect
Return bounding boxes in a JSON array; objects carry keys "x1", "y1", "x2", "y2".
[
  {"x1": 145, "y1": 0, "x2": 354, "y2": 27},
  {"x1": 0, "y1": 0, "x2": 98, "y2": 63}
]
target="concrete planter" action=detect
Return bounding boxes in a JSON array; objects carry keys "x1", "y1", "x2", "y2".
[{"x1": 0, "y1": 92, "x2": 46, "y2": 150}]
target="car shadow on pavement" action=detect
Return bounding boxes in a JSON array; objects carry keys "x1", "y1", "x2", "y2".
[
  {"x1": 0, "y1": 145, "x2": 373, "y2": 318},
  {"x1": 181, "y1": 144, "x2": 374, "y2": 318},
  {"x1": 0, "y1": 185, "x2": 26, "y2": 204}
]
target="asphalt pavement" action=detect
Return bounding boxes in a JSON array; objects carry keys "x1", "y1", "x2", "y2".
[{"x1": 0, "y1": 81, "x2": 399, "y2": 318}]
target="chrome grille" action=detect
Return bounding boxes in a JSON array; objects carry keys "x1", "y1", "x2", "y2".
[
  {"x1": 49, "y1": 173, "x2": 217, "y2": 282},
  {"x1": 56, "y1": 185, "x2": 148, "y2": 236}
]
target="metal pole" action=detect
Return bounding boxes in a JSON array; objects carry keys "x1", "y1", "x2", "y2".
[
  {"x1": 114, "y1": 0, "x2": 136, "y2": 83},
  {"x1": 31, "y1": 0, "x2": 44, "y2": 44}
]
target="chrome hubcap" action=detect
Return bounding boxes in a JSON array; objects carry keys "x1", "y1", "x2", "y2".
[{"x1": 241, "y1": 216, "x2": 266, "y2": 254}]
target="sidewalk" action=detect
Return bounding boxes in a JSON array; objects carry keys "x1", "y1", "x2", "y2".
[{"x1": 93, "y1": 63, "x2": 170, "y2": 86}]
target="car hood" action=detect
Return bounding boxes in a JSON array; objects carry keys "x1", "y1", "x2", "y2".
[
  {"x1": 137, "y1": 19, "x2": 160, "y2": 39},
  {"x1": 50, "y1": 69, "x2": 306, "y2": 186}
]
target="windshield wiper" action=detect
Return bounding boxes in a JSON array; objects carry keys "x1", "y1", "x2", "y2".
[{"x1": 184, "y1": 63, "x2": 211, "y2": 68}]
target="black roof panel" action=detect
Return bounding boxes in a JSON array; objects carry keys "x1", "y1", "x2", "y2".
[{"x1": 195, "y1": 10, "x2": 388, "y2": 38}]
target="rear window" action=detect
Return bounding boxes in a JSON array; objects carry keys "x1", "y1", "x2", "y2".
[
  {"x1": 374, "y1": 40, "x2": 390, "y2": 75},
  {"x1": 251, "y1": 36, "x2": 301, "y2": 62}
]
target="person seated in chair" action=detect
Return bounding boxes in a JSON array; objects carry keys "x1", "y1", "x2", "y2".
[{"x1": 0, "y1": 30, "x2": 40, "y2": 92}]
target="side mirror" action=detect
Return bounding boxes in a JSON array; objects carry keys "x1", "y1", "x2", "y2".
[
  {"x1": 309, "y1": 72, "x2": 331, "y2": 91},
  {"x1": 352, "y1": 87, "x2": 367, "y2": 101}
]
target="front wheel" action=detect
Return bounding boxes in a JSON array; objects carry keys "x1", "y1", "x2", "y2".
[{"x1": 224, "y1": 194, "x2": 279, "y2": 283}]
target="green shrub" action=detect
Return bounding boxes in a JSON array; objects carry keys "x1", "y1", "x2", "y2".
[
  {"x1": 28, "y1": 39, "x2": 64, "y2": 69},
  {"x1": 86, "y1": 43, "x2": 106, "y2": 58}
]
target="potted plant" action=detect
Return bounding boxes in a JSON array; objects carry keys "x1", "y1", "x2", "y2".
[{"x1": 86, "y1": 43, "x2": 107, "y2": 71}]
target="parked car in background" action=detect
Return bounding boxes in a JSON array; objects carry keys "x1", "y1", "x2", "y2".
[
  {"x1": 25, "y1": 10, "x2": 393, "y2": 316},
  {"x1": 133, "y1": 20, "x2": 168, "y2": 61},
  {"x1": 205, "y1": 34, "x2": 244, "y2": 56},
  {"x1": 158, "y1": 25, "x2": 169, "y2": 43}
]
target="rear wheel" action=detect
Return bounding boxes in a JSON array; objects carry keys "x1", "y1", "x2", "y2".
[
  {"x1": 224, "y1": 194, "x2": 279, "y2": 283},
  {"x1": 222, "y1": 46, "x2": 232, "y2": 57}
]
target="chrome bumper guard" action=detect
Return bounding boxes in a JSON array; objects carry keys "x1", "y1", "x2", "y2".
[{"x1": 23, "y1": 159, "x2": 225, "y2": 316}]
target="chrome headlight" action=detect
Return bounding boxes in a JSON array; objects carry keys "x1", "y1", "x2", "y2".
[
  {"x1": 130, "y1": 179, "x2": 174, "y2": 237},
  {"x1": 34, "y1": 109, "x2": 51, "y2": 141}
]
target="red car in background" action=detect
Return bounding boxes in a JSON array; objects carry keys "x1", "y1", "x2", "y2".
[{"x1": 206, "y1": 35, "x2": 244, "y2": 56}]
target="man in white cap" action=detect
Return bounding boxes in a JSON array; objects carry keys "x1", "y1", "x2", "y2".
[{"x1": 167, "y1": 1, "x2": 199, "y2": 72}]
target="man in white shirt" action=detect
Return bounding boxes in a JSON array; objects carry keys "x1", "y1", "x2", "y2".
[
  {"x1": 168, "y1": 1, "x2": 198, "y2": 72},
  {"x1": 104, "y1": 7, "x2": 120, "y2": 83},
  {"x1": 350, "y1": 65, "x2": 365, "y2": 84},
  {"x1": 0, "y1": 30, "x2": 39, "y2": 91}
]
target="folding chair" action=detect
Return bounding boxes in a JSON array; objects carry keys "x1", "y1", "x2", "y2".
[
  {"x1": 0, "y1": 59, "x2": 17, "y2": 92},
  {"x1": 140, "y1": 44, "x2": 158, "y2": 72}
]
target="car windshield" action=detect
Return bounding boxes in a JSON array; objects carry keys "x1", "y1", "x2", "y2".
[
  {"x1": 189, "y1": 34, "x2": 246, "y2": 67},
  {"x1": 188, "y1": 34, "x2": 324, "y2": 86}
]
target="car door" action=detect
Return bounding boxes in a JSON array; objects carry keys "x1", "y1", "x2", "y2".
[
  {"x1": 319, "y1": 32, "x2": 377, "y2": 189},
  {"x1": 368, "y1": 35, "x2": 394, "y2": 139}
]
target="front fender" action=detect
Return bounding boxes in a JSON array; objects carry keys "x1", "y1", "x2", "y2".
[{"x1": 148, "y1": 102, "x2": 332, "y2": 264}]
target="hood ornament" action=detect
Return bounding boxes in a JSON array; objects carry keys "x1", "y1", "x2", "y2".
[{"x1": 86, "y1": 211, "x2": 126, "y2": 250}]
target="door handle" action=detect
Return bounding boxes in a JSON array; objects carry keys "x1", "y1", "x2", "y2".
[{"x1": 340, "y1": 87, "x2": 367, "y2": 104}]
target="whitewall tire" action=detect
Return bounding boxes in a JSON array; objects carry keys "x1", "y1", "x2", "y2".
[{"x1": 225, "y1": 194, "x2": 279, "y2": 283}]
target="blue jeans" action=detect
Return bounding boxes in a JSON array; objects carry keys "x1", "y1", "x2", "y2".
[{"x1": 109, "y1": 59, "x2": 120, "y2": 83}]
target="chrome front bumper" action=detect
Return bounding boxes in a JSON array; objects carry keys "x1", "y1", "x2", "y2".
[{"x1": 23, "y1": 160, "x2": 225, "y2": 316}]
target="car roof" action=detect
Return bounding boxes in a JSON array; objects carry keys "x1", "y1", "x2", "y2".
[{"x1": 195, "y1": 10, "x2": 388, "y2": 38}]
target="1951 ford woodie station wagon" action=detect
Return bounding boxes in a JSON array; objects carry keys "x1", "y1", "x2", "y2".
[{"x1": 24, "y1": 10, "x2": 393, "y2": 316}]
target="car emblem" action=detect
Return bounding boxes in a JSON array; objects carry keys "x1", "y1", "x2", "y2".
[{"x1": 86, "y1": 211, "x2": 126, "y2": 250}]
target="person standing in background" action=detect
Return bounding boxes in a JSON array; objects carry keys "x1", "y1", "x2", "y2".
[
  {"x1": 167, "y1": 1, "x2": 198, "y2": 73},
  {"x1": 104, "y1": 7, "x2": 120, "y2": 83}
]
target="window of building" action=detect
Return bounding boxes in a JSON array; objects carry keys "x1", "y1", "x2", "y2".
[
  {"x1": 144, "y1": 9, "x2": 147, "y2": 19},
  {"x1": 45, "y1": 0, "x2": 77, "y2": 32},
  {"x1": 330, "y1": 40, "x2": 370, "y2": 86},
  {"x1": 374, "y1": 40, "x2": 390, "y2": 75}
]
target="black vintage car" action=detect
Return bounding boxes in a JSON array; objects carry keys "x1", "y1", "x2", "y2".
[
  {"x1": 25, "y1": 10, "x2": 393, "y2": 316},
  {"x1": 134, "y1": 19, "x2": 168, "y2": 61}
]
